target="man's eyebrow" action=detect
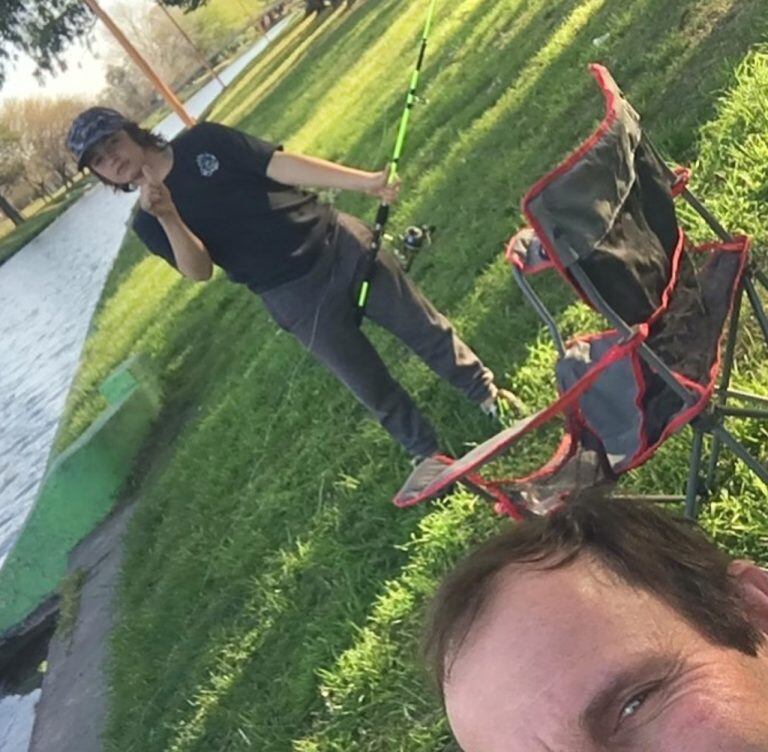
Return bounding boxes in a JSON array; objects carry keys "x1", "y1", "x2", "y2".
[{"x1": 579, "y1": 655, "x2": 675, "y2": 743}]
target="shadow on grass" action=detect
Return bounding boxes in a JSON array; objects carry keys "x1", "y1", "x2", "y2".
[
  {"x1": 214, "y1": 13, "x2": 345, "y2": 133},
  {"x1": 222, "y1": 0, "x2": 408, "y2": 140}
]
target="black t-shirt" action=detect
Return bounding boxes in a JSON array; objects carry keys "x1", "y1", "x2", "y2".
[{"x1": 132, "y1": 121, "x2": 333, "y2": 292}]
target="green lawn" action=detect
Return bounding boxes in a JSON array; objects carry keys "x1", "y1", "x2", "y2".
[{"x1": 53, "y1": 1, "x2": 768, "y2": 750}]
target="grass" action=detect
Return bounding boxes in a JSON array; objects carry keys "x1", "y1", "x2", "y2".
[
  {"x1": 50, "y1": 0, "x2": 768, "y2": 749},
  {"x1": 0, "y1": 181, "x2": 90, "y2": 266},
  {"x1": 56, "y1": 568, "x2": 87, "y2": 643}
]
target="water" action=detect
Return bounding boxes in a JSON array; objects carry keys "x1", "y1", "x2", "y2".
[
  {"x1": 0, "y1": 180, "x2": 136, "y2": 567},
  {"x1": 0, "y1": 693, "x2": 40, "y2": 752},
  {"x1": 0, "y1": 17, "x2": 290, "y2": 569},
  {"x1": 0, "y1": 18, "x2": 291, "y2": 751}
]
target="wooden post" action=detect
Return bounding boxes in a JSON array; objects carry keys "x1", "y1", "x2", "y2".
[
  {"x1": 156, "y1": 1, "x2": 226, "y2": 90},
  {"x1": 81, "y1": 0, "x2": 196, "y2": 128}
]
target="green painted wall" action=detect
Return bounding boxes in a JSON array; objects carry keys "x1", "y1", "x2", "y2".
[{"x1": 0, "y1": 356, "x2": 161, "y2": 634}]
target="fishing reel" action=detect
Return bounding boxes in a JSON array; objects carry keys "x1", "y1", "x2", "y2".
[{"x1": 386, "y1": 223, "x2": 436, "y2": 271}]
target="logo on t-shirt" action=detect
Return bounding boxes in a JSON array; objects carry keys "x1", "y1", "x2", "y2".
[{"x1": 196, "y1": 152, "x2": 220, "y2": 177}]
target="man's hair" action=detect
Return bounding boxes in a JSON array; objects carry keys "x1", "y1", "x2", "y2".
[
  {"x1": 424, "y1": 494, "x2": 765, "y2": 693},
  {"x1": 86, "y1": 121, "x2": 167, "y2": 193}
]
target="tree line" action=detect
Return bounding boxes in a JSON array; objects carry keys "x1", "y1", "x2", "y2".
[{"x1": 0, "y1": 0, "x2": 277, "y2": 225}]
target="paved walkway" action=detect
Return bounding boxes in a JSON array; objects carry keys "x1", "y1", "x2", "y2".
[{"x1": 27, "y1": 503, "x2": 135, "y2": 752}]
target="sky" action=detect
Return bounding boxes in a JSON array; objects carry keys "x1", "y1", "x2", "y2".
[{"x1": 0, "y1": 0, "x2": 155, "y2": 105}]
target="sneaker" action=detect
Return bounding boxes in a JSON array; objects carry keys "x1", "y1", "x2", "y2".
[
  {"x1": 393, "y1": 453, "x2": 454, "y2": 507},
  {"x1": 480, "y1": 388, "x2": 527, "y2": 424}
]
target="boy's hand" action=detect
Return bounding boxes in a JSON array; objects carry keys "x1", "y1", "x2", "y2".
[
  {"x1": 137, "y1": 165, "x2": 177, "y2": 220},
  {"x1": 364, "y1": 165, "x2": 401, "y2": 204}
]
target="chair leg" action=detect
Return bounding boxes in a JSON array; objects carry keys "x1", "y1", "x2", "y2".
[
  {"x1": 712, "y1": 425, "x2": 768, "y2": 485},
  {"x1": 684, "y1": 427, "x2": 706, "y2": 519},
  {"x1": 744, "y1": 276, "x2": 768, "y2": 344},
  {"x1": 705, "y1": 433, "x2": 721, "y2": 494},
  {"x1": 754, "y1": 265, "x2": 768, "y2": 293},
  {"x1": 705, "y1": 270, "x2": 768, "y2": 495},
  {"x1": 706, "y1": 282, "x2": 744, "y2": 491}
]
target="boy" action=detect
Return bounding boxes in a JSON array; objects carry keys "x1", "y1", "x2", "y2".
[{"x1": 66, "y1": 107, "x2": 523, "y2": 492}]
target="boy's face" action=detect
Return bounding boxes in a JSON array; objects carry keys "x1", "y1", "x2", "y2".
[
  {"x1": 87, "y1": 129, "x2": 145, "y2": 185},
  {"x1": 444, "y1": 557, "x2": 768, "y2": 752}
]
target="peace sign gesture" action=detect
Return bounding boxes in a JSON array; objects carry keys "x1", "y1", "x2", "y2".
[{"x1": 137, "y1": 165, "x2": 177, "y2": 220}]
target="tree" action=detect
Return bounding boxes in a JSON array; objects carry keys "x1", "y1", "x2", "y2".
[
  {"x1": 102, "y1": 61, "x2": 156, "y2": 120},
  {"x1": 162, "y1": 0, "x2": 211, "y2": 12},
  {"x1": 0, "y1": 0, "x2": 225, "y2": 89},
  {"x1": 0, "y1": 0, "x2": 93, "y2": 88},
  {"x1": 99, "y1": 0, "x2": 249, "y2": 110},
  {"x1": 0, "y1": 125, "x2": 25, "y2": 225},
  {"x1": 0, "y1": 0, "x2": 276, "y2": 93},
  {"x1": 26, "y1": 98, "x2": 86, "y2": 188},
  {"x1": 1, "y1": 96, "x2": 87, "y2": 196},
  {"x1": 110, "y1": 3, "x2": 205, "y2": 88}
]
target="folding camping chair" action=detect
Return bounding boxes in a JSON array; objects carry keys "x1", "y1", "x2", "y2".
[{"x1": 394, "y1": 64, "x2": 768, "y2": 520}]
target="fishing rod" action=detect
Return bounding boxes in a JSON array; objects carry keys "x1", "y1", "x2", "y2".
[{"x1": 355, "y1": 0, "x2": 439, "y2": 325}]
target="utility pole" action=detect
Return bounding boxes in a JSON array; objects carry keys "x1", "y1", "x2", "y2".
[
  {"x1": 81, "y1": 0, "x2": 195, "y2": 128},
  {"x1": 156, "y1": 0, "x2": 226, "y2": 90}
]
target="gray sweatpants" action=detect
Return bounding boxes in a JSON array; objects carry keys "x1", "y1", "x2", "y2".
[{"x1": 260, "y1": 212, "x2": 495, "y2": 457}]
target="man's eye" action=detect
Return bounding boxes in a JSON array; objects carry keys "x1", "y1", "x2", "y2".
[{"x1": 619, "y1": 688, "x2": 653, "y2": 723}]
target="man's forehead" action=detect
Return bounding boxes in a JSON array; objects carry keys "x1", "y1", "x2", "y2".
[
  {"x1": 444, "y1": 557, "x2": 670, "y2": 709},
  {"x1": 479, "y1": 554, "x2": 632, "y2": 628},
  {"x1": 444, "y1": 558, "x2": 682, "y2": 749}
]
